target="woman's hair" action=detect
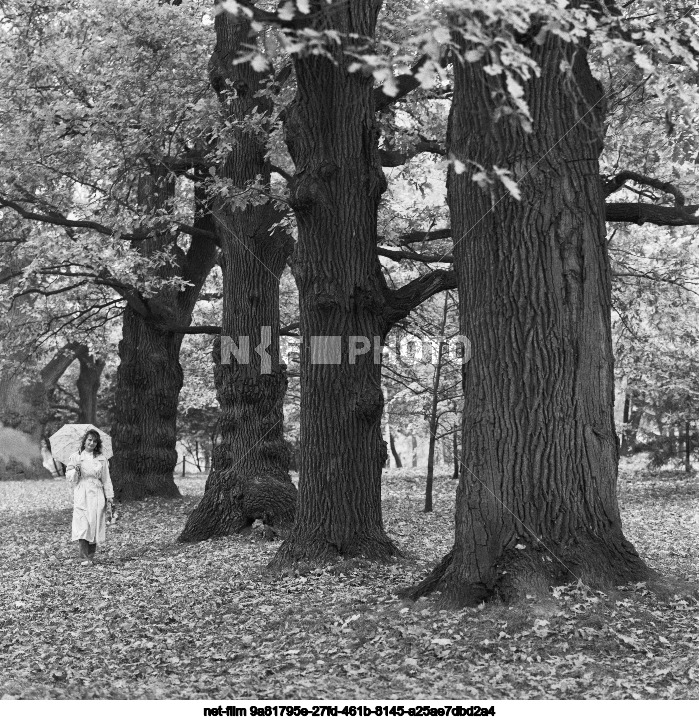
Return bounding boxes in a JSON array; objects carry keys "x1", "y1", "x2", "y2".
[{"x1": 80, "y1": 430, "x2": 102, "y2": 455}]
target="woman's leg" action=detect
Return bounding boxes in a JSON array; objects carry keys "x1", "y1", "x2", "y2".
[
  {"x1": 88, "y1": 543, "x2": 97, "y2": 562},
  {"x1": 78, "y1": 539, "x2": 89, "y2": 559}
]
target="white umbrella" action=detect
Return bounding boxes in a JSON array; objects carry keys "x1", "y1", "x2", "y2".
[{"x1": 48, "y1": 424, "x2": 113, "y2": 465}]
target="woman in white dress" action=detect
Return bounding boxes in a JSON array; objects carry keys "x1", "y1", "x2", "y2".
[{"x1": 66, "y1": 430, "x2": 115, "y2": 564}]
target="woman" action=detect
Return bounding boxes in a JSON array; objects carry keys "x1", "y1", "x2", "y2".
[{"x1": 66, "y1": 430, "x2": 114, "y2": 565}]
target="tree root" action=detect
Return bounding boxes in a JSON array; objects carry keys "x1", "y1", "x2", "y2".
[
  {"x1": 178, "y1": 471, "x2": 297, "y2": 543},
  {"x1": 269, "y1": 530, "x2": 400, "y2": 569},
  {"x1": 114, "y1": 471, "x2": 181, "y2": 502},
  {"x1": 405, "y1": 537, "x2": 651, "y2": 608}
]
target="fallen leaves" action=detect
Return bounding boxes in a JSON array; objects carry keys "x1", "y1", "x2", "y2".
[{"x1": 0, "y1": 464, "x2": 698, "y2": 699}]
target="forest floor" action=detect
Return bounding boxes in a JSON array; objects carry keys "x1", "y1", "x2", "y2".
[{"x1": 0, "y1": 458, "x2": 698, "y2": 700}]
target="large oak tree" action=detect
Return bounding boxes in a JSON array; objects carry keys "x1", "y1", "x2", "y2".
[
  {"x1": 179, "y1": 7, "x2": 297, "y2": 541},
  {"x1": 252, "y1": 0, "x2": 457, "y2": 564},
  {"x1": 410, "y1": 12, "x2": 662, "y2": 605}
]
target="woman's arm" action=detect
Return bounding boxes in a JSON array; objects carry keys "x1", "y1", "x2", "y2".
[
  {"x1": 102, "y1": 459, "x2": 115, "y2": 501},
  {"x1": 65, "y1": 454, "x2": 81, "y2": 486}
]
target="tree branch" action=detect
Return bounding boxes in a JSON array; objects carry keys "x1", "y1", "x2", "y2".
[
  {"x1": 0, "y1": 195, "x2": 219, "y2": 243},
  {"x1": 378, "y1": 246, "x2": 453, "y2": 264},
  {"x1": 397, "y1": 202, "x2": 699, "y2": 242},
  {"x1": 374, "y1": 56, "x2": 430, "y2": 112},
  {"x1": 152, "y1": 321, "x2": 299, "y2": 337},
  {"x1": 159, "y1": 152, "x2": 209, "y2": 176},
  {"x1": 12, "y1": 281, "x2": 89, "y2": 299},
  {"x1": 383, "y1": 269, "x2": 457, "y2": 332},
  {"x1": 603, "y1": 171, "x2": 687, "y2": 205},
  {"x1": 280, "y1": 321, "x2": 300, "y2": 336},
  {"x1": 216, "y1": 0, "x2": 315, "y2": 30},
  {"x1": 379, "y1": 138, "x2": 445, "y2": 167},
  {"x1": 612, "y1": 271, "x2": 699, "y2": 296},
  {"x1": 605, "y1": 202, "x2": 699, "y2": 225},
  {"x1": 388, "y1": 228, "x2": 452, "y2": 245},
  {"x1": 271, "y1": 164, "x2": 294, "y2": 183}
]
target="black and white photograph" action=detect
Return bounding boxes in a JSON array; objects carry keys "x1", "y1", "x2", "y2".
[{"x1": 1, "y1": 0, "x2": 698, "y2": 711}]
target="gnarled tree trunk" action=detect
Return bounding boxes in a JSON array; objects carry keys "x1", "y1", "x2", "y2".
[
  {"x1": 110, "y1": 306, "x2": 185, "y2": 500},
  {"x1": 179, "y1": 10, "x2": 296, "y2": 541},
  {"x1": 411, "y1": 28, "x2": 648, "y2": 606}
]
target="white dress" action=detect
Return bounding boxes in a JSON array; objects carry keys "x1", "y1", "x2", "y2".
[{"x1": 66, "y1": 451, "x2": 114, "y2": 544}]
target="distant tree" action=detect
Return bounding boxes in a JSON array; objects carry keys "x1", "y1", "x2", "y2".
[
  {"x1": 611, "y1": 221, "x2": 699, "y2": 467},
  {"x1": 75, "y1": 346, "x2": 106, "y2": 425}
]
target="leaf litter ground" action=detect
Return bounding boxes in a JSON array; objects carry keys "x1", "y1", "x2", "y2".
[{"x1": 0, "y1": 459, "x2": 697, "y2": 700}]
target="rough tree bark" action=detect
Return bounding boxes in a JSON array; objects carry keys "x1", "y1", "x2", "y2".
[
  {"x1": 178, "y1": 9, "x2": 296, "y2": 542},
  {"x1": 110, "y1": 174, "x2": 218, "y2": 501},
  {"x1": 110, "y1": 306, "x2": 183, "y2": 500},
  {"x1": 410, "y1": 28, "x2": 649, "y2": 606},
  {"x1": 262, "y1": 1, "x2": 456, "y2": 564},
  {"x1": 271, "y1": 0, "x2": 400, "y2": 564}
]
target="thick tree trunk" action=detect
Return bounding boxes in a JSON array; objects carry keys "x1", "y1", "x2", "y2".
[
  {"x1": 111, "y1": 174, "x2": 218, "y2": 501},
  {"x1": 178, "y1": 10, "x2": 296, "y2": 542},
  {"x1": 110, "y1": 306, "x2": 184, "y2": 500},
  {"x1": 272, "y1": 0, "x2": 398, "y2": 565},
  {"x1": 411, "y1": 30, "x2": 648, "y2": 606},
  {"x1": 75, "y1": 347, "x2": 105, "y2": 425},
  {"x1": 685, "y1": 421, "x2": 691, "y2": 472},
  {"x1": 111, "y1": 172, "x2": 183, "y2": 501},
  {"x1": 180, "y1": 339, "x2": 296, "y2": 540}
]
